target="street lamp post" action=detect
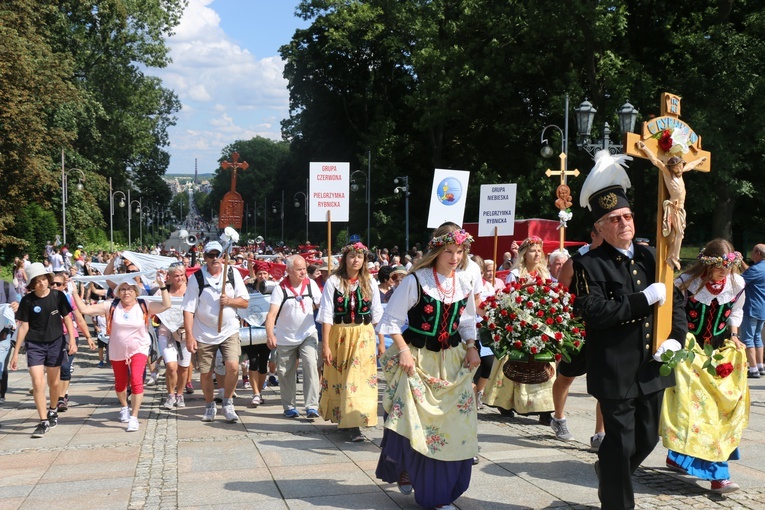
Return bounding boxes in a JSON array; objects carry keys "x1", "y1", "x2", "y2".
[
  {"x1": 141, "y1": 206, "x2": 150, "y2": 246},
  {"x1": 272, "y1": 190, "x2": 284, "y2": 245},
  {"x1": 256, "y1": 205, "x2": 267, "y2": 242},
  {"x1": 294, "y1": 181, "x2": 308, "y2": 243},
  {"x1": 130, "y1": 197, "x2": 141, "y2": 249},
  {"x1": 350, "y1": 158, "x2": 371, "y2": 247},
  {"x1": 61, "y1": 163, "x2": 86, "y2": 247},
  {"x1": 574, "y1": 99, "x2": 639, "y2": 157},
  {"x1": 109, "y1": 177, "x2": 127, "y2": 252},
  {"x1": 394, "y1": 176, "x2": 410, "y2": 252}
]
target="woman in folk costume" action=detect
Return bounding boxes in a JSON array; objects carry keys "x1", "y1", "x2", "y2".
[
  {"x1": 661, "y1": 239, "x2": 749, "y2": 493},
  {"x1": 485, "y1": 236, "x2": 555, "y2": 423},
  {"x1": 376, "y1": 223, "x2": 481, "y2": 510},
  {"x1": 317, "y1": 242, "x2": 383, "y2": 442}
]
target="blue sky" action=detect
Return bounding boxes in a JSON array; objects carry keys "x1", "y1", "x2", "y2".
[{"x1": 151, "y1": 0, "x2": 309, "y2": 175}]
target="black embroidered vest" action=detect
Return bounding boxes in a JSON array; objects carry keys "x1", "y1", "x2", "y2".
[
  {"x1": 403, "y1": 274, "x2": 468, "y2": 352},
  {"x1": 332, "y1": 286, "x2": 373, "y2": 325},
  {"x1": 685, "y1": 295, "x2": 737, "y2": 348}
]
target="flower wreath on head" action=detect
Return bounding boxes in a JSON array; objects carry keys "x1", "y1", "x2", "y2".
[
  {"x1": 427, "y1": 229, "x2": 474, "y2": 250},
  {"x1": 519, "y1": 236, "x2": 544, "y2": 252},
  {"x1": 341, "y1": 242, "x2": 369, "y2": 255},
  {"x1": 697, "y1": 250, "x2": 743, "y2": 269}
]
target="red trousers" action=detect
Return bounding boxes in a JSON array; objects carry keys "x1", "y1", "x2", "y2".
[{"x1": 111, "y1": 354, "x2": 148, "y2": 395}]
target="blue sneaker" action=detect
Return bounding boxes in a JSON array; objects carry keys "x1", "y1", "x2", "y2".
[
  {"x1": 306, "y1": 409, "x2": 320, "y2": 419},
  {"x1": 268, "y1": 375, "x2": 279, "y2": 387},
  {"x1": 284, "y1": 408, "x2": 300, "y2": 418}
]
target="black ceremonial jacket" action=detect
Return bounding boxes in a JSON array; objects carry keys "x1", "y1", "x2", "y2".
[{"x1": 572, "y1": 242, "x2": 687, "y2": 400}]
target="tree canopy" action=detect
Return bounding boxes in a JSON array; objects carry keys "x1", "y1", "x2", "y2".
[
  {"x1": 0, "y1": 0, "x2": 184, "y2": 255},
  {"x1": 272, "y1": 0, "x2": 765, "y2": 251}
]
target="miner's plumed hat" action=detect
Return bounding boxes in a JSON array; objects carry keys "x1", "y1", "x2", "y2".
[{"x1": 579, "y1": 150, "x2": 633, "y2": 220}]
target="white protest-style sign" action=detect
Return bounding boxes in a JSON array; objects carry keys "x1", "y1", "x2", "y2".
[
  {"x1": 478, "y1": 184, "x2": 517, "y2": 236},
  {"x1": 426, "y1": 168, "x2": 471, "y2": 228},
  {"x1": 237, "y1": 293, "x2": 271, "y2": 327},
  {"x1": 309, "y1": 162, "x2": 350, "y2": 222}
]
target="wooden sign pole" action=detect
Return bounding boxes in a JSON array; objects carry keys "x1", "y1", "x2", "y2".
[
  {"x1": 623, "y1": 92, "x2": 711, "y2": 350},
  {"x1": 545, "y1": 153, "x2": 579, "y2": 252},
  {"x1": 327, "y1": 210, "x2": 333, "y2": 273},
  {"x1": 492, "y1": 226, "x2": 498, "y2": 288}
]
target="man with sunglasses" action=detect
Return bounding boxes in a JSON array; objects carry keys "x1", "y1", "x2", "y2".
[
  {"x1": 182, "y1": 241, "x2": 249, "y2": 423},
  {"x1": 572, "y1": 152, "x2": 687, "y2": 510}
]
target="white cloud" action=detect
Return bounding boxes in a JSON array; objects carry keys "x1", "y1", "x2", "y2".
[{"x1": 150, "y1": 0, "x2": 292, "y2": 174}]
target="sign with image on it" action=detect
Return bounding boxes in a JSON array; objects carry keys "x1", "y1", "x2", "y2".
[
  {"x1": 426, "y1": 168, "x2": 471, "y2": 228},
  {"x1": 478, "y1": 184, "x2": 517, "y2": 236},
  {"x1": 309, "y1": 162, "x2": 350, "y2": 222}
]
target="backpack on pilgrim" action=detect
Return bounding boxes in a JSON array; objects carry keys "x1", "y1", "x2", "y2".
[{"x1": 105, "y1": 297, "x2": 159, "y2": 362}]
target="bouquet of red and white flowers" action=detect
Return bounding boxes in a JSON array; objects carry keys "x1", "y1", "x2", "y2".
[{"x1": 478, "y1": 277, "x2": 585, "y2": 363}]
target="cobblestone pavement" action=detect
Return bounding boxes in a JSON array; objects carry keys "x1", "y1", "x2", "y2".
[{"x1": 1, "y1": 349, "x2": 763, "y2": 510}]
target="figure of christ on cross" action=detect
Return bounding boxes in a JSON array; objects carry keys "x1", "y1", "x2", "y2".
[{"x1": 636, "y1": 140, "x2": 707, "y2": 270}]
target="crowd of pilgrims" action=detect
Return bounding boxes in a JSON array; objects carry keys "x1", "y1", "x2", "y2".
[{"x1": 1, "y1": 221, "x2": 756, "y2": 510}]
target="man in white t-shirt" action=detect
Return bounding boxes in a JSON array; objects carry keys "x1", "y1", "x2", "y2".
[
  {"x1": 50, "y1": 247, "x2": 65, "y2": 273},
  {"x1": 265, "y1": 255, "x2": 322, "y2": 418},
  {"x1": 182, "y1": 241, "x2": 249, "y2": 423}
]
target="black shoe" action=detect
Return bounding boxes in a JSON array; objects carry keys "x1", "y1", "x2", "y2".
[
  {"x1": 748, "y1": 371, "x2": 761, "y2": 379},
  {"x1": 349, "y1": 427, "x2": 365, "y2": 442},
  {"x1": 47, "y1": 409, "x2": 58, "y2": 428},
  {"x1": 57, "y1": 397, "x2": 68, "y2": 412},
  {"x1": 32, "y1": 421, "x2": 50, "y2": 438},
  {"x1": 538, "y1": 412, "x2": 553, "y2": 426}
]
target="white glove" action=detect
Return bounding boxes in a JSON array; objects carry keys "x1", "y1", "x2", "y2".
[
  {"x1": 653, "y1": 339, "x2": 682, "y2": 362},
  {"x1": 642, "y1": 282, "x2": 666, "y2": 306}
]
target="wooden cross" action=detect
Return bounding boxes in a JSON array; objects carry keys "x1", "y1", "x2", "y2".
[
  {"x1": 221, "y1": 151, "x2": 249, "y2": 192},
  {"x1": 624, "y1": 92, "x2": 712, "y2": 349},
  {"x1": 545, "y1": 153, "x2": 580, "y2": 251},
  {"x1": 218, "y1": 151, "x2": 249, "y2": 229}
]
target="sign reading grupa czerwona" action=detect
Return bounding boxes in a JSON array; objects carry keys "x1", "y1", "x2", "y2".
[{"x1": 478, "y1": 277, "x2": 586, "y2": 362}]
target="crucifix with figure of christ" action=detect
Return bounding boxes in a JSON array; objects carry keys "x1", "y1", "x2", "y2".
[
  {"x1": 218, "y1": 151, "x2": 249, "y2": 229},
  {"x1": 624, "y1": 92, "x2": 711, "y2": 349},
  {"x1": 545, "y1": 153, "x2": 579, "y2": 252}
]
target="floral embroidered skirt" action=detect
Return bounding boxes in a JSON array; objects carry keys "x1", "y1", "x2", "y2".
[
  {"x1": 483, "y1": 354, "x2": 555, "y2": 414},
  {"x1": 376, "y1": 343, "x2": 477, "y2": 507},
  {"x1": 660, "y1": 339, "x2": 749, "y2": 463},
  {"x1": 318, "y1": 322, "x2": 378, "y2": 428}
]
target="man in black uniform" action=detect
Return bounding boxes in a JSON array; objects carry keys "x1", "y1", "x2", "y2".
[{"x1": 572, "y1": 152, "x2": 687, "y2": 510}]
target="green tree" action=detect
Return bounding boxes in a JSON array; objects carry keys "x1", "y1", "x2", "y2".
[{"x1": 0, "y1": 1, "x2": 80, "y2": 246}]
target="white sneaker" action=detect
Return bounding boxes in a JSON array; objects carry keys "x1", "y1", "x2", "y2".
[
  {"x1": 119, "y1": 406, "x2": 130, "y2": 423},
  {"x1": 222, "y1": 403, "x2": 239, "y2": 423},
  {"x1": 126, "y1": 416, "x2": 139, "y2": 432},
  {"x1": 145, "y1": 374, "x2": 157, "y2": 386},
  {"x1": 202, "y1": 404, "x2": 217, "y2": 422},
  {"x1": 163, "y1": 394, "x2": 176, "y2": 410},
  {"x1": 175, "y1": 394, "x2": 185, "y2": 408}
]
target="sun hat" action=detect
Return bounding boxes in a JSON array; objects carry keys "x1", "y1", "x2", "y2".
[{"x1": 26, "y1": 262, "x2": 53, "y2": 285}]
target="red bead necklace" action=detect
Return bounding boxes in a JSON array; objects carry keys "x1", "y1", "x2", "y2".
[
  {"x1": 433, "y1": 267, "x2": 456, "y2": 349},
  {"x1": 705, "y1": 277, "x2": 726, "y2": 296}
]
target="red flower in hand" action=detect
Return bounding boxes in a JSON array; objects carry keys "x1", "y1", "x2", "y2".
[{"x1": 715, "y1": 362, "x2": 734, "y2": 378}]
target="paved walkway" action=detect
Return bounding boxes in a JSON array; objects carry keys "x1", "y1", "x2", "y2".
[{"x1": 1, "y1": 350, "x2": 764, "y2": 510}]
